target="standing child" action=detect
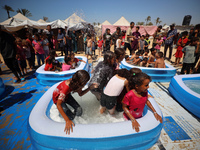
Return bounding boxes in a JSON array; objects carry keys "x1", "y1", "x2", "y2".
[
  {"x1": 91, "y1": 36, "x2": 96, "y2": 59},
  {"x1": 42, "y1": 33, "x2": 49, "y2": 58},
  {"x1": 115, "y1": 48, "x2": 125, "y2": 70},
  {"x1": 122, "y1": 72, "x2": 162, "y2": 132},
  {"x1": 52, "y1": 70, "x2": 97, "y2": 134},
  {"x1": 32, "y1": 34, "x2": 45, "y2": 66},
  {"x1": 97, "y1": 36, "x2": 103, "y2": 57},
  {"x1": 180, "y1": 37, "x2": 199, "y2": 74},
  {"x1": 16, "y1": 37, "x2": 27, "y2": 76},
  {"x1": 155, "y1": 52, "x2": 166, "y2": 68},
  {"x1": 174, "y1": 31, "x2": 188, "y2": 66},
  {"x1": 89, "y1": 51, "x2": 115, "y2": 101},
  {"x1": 144, "y1": 34, "x2": 150, "y2": 50},
  {"x1": 22, "y1": 39, "x2": 33, "y2": 71},
  {"x1": 86, "y1": 34, "x2": 93, "y2": 60},
  {"x1": 116, "y1": 35, "x2": 123, "y2": 49},
  {"x1": 147, "y1": 48, "x2": 157, "y2": 67},
  {"x1": 52, "y1": 35, "x2": 58, "y2": 50},
  {"x1": 154, "y1": 34, "x2": 163, "y2": 52},
  {"x1": 100, "y1": 69, "x2": 130, "y2": 115},
  {"x1": 62, "y1": 55, "x2": 71, "y2": 71},
  {"x1": 138, "y1": 35, "x2": 145, "y2": 54}
]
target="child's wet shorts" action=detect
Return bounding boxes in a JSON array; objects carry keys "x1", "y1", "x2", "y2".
[{"x1": 100, "y1": 93, "x2": 117, "y2": 110}]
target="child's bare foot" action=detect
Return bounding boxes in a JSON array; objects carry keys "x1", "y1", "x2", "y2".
[{"x1": 100, "y1": 107, "x2": 106, "y2": 114}]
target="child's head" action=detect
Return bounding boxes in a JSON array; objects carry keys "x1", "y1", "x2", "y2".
[
  {"x1": 125, "y1": 55, "x2": 130, "y2": 61},
  {"x1": 136, "y1": 26, "x2": 140, "y2": 31},
  {"x1": 70, "y1": 52, "x2": 75, "y2": 59},
  {"x1": 129, "y1": 68, "x2": 142, "y2": 75},
  {"x1": 69, "y1": 70, "x2": 90, "y2": 92},
  {"x1": 144, "y1": 49, "x2": 149, "y2": 55},
  {"x1": 190, "y1": 37, "x2": 199, "y2": 46},
  {"x1": 99, "y1": 35, "x2": 102, "y2": 40},
  {"x1": 22, "y1": 39, "x2": 28, "y2": 47},
  {"x1": 43, "y1": 33, "x2": 47, "y2": 39},
  {"x1": 128, "y1": 72, "x2": 151, "y2": 93},
  {"x1": 142, "y1": 57, "x2": 148, "y2": 63},
  {"x1": 47, "y1": 56, "x2": 55, "y2": 64},
  {"x1": 158, "y1": 34, "x2": 162, "y2": 40},
  {"x1": 103, "y1": 51, "x2": 115, "y2": 66},
  {"x1": 34, "y1": 34, "x2": 40, "y2": 41},
  {"x1": 49, "y1": 50, "x2": 56, "y2": 57},
  {"x1": 106, "y1": 28, "x2": 110, "y2": 34},
  {"x1": 15, "y1": 37, "x2": 22, "y2": 46},
  {"x1": 182, "y1": 31, "x2": 188, "y2": 38},
  {"x1": 150, "y1": 48, "x2": 156, "y2": 55},
  {"x1": 87, "y1": 34, "x2": 91, "y2": 39},
  {"x1": 114, "y1": 68, "x2": 130, "y2": 80},
  {"x1": 135, "y1": 52, "x2": 140, "y2": 58},
  {"x1": 64, "y1": 55, "x2": 71, "y2": 65},
  {"x1": 115, "y1": 48, "x2": 125, "y2": 62},
  {"x1": 156, "y1": 52, "x2": 164, "y2": 59},
  {"x1": 141, "y1": 35, "x2": 145, "y2": 40}
]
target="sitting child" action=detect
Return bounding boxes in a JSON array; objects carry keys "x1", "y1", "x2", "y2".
[
  {"x1": 143, "y1": 49, "x2": 149, "y2": 59},
  {"x1": 122, "y1": 72, "x2": 162, "y2": 132},
  {"x1": 44, "y1": 56, "x2": 55, "y2": 71},
  {"x1": 52, "y1": 70, "x2": 97, "y2": 134},
  {"x1": 70, "y1": 52, "x2": 86, "y2": 69},
  {"x1": 45, "y1": 50, "x2": 56, "y2": 64},
  {"x1": 147, "y1": 48, "x2": 156, "y2": 67},
  {"x1": 140, "y1": 57, "x2": 148, "y2": 67},
  {"x1": 100, "y1": 69, "x2": 130, "y2": 115},
  {"x1": 155, "y1": 52, "x2": 166, "y2": 68},
  {"x1": 132, "y1": 52, "x2": 141, "y2": 66},
  {"x1": 62, "y1": 55, "x2": 71, "y2": 71}
]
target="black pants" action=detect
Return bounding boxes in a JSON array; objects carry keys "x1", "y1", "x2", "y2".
[
  {"x1": 60, "y1": 94, "x2": 82, "y2": 120},
  {"x1": 180, "y1": 63, "x2": 193, "y2": 74},
  {"x1": 104, "y1": 43, "x2": 110, "y2": 52},
  {"x1": 4, "y1": 58, "x2": 23, "y2": 80},
  {"x1": 124, "y1": 43, "x2": 132, "y2": 55},
  {"x1": 164, "y1": 44, "x2": 173, "y2": 60}
]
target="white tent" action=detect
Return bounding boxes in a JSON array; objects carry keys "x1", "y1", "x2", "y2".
[
  {"x1": 64, "y1": 13, "x2": 86, "y2": 26},
  {"x1": 0, "y1": 13, "x2": 30, "y2": 25},
  {"x1": 101, "y1": 20, "x2": 112, "y2": 25},
  {"x1": 113, "y1": 16, "x2": 130, "y2": 26},
  {"x1": 37, "y1": 19, "x2": 46, "y2": 23}
]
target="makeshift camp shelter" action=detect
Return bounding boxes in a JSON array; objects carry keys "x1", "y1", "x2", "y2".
[
  {"x1": 64, "y1": 13, "x2": 86, "y2": 26},
  {"x1": 0, "y1": 13, "x2": 30, "y2": 25},
  {"x1": 101, "y1": 20, "x2": 112, "y2": 25},
  {"x1": 37, "y1": 19, "x2": 46, "y2": 23},
  {"x1": 113, "y1": 16, "x2": 130, "y2": 26}
]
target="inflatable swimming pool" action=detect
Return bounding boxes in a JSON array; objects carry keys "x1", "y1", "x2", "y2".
[
  {"x1": 0, "y1": 77, "x2": 5, "y2": 96},
  {"x1": 28, "y1": 82, "x2": 163, "y2": 150},
  {"x1": 168, "y1": 74, "x2": 200, "y2": 118},
  {"x1": 120, "y1": 59, "x2": 176, "y2": 82},
  {"x1": 35, "y1": 56, "x2": 89, "y2": 86}
]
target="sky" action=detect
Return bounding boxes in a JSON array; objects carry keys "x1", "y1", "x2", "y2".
[{"x1": 0, "y1": 0, "x2": 200, "y2": 26}]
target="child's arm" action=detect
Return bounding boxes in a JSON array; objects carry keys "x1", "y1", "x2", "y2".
[
  {"x1": 79, "y1": 60, "x2": 86, "y2": 63},
  {"x1": 122, "y1": 103, "x2": 140, "y2": 132},
  {"x1": 118, "y1": 40, "x2": 121, "y2": 48},
  {"x1": 138, "y1": 40, "x2": 141, "y2": 49},
  {"x1": 124, "y1": 80, "x2": 129, "y2": 92},
  {"x1": 155, "y1": 60, "x2": 158, "y2": 68},
  {"x1": 146, "y1": 100, "x2": 162, "y2": 123},
  {"x1": 77, "y1": 83, "x2": 99, "y2": 96},
  {"x1": 56, "y1": 100, "x2": 75, "y2": 134}
]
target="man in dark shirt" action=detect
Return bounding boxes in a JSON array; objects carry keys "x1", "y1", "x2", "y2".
[
  {"x1": 103, "y1": 28, "x2": 112, "y2": 52},
  {"x1": 45, "y1": 25, "x2": 54, "y2": 50},
  {"x1": 0, "y1": 26, "x2": 23, "y2": 82}
]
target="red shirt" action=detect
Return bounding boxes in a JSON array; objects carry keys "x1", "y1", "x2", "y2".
[
  {"x1": 177, "y1": 38, "x2": 188, "y2": 51},
  {"x1": 16, "y1": 45, "x2": 26, "y2": 60},
  {"x1": 98, "y1": 40, "x2": 103, "y2": 47},
  {"x1": 52, "y1": 81, "x2": 72, "y2": 104},
  {"x1": 123, "y1": 90, "x2": 148, "y2": 119},
  {"x1": 44, "y1": 63, "x2": 53, "y2": 71}
]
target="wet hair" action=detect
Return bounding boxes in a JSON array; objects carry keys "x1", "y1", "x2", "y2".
[
  {"x1": 150, "y1": 48, "x2": 156, "y2": 53},
  {"x1": 129, "y1": 68, "x2": 142, "y2": 75},
  {"x1": 64, "y1": 55, "x2": 71, "y2": 64},
  {"x1": 136, "y1": 52, "x2": 140, "y2": 56},
  {"x1": 47, "y1": 56, "x2": 55, "y2": 64},
  {"x1": 144, "y1": 49, "x2": 149, "y2": 53},
  {"x1": 103, "y1": 51, "x2": 115, "y2": 66},
  {"x1": 114, "y1": 68, "x2": 130, "y2": 80},
  {"x1": 125, "y1": 55, "x2": 129, "y2": 60},
  {"x1": 69, "y1": 70, "x2": 90, "y2": 91},
  {"x1": 128, "y1": 72, "x2": 151, "y2": 90},
  {"x1": 157, "y1": 52, "x2": 164, "y2": 58},
  {"x1": 115, "y1": 48, "x2": 125, "y2": 60},
  {"x1": 143, "y1": 57, "x2": 148, "y2": 62}
]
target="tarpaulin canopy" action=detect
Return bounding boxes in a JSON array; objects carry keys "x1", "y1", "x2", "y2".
[
  {"x1": 64, "y1": 13, "x2": 86, "y2": 26},
  {"x1": 113, "y1": 16, "x2": 130, "y2": 26},
  {"x1": 102, "y1": 25, "x2": 157, "y2": 36},
  {"x1": 0, "y1": 13, "x2": 30, "y2": 25}
]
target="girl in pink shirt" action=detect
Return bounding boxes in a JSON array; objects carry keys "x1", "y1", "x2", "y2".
[
  {"x1": 122, "y1": 72, "x2": 162, "y2": 132},
  {"x1": 62, "y1": 55, "x2": 71, "y2": 71},
  {"x1": 154, "y1": 35, "x2": 163, "y2": 52}
]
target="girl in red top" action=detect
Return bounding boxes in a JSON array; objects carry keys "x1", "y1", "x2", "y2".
[
  {"x1": 122, "y1": 72, "x2": 162, "y2": 132},
  {"x1": 174, "y1": 31, "x2": 188, "y2": 66},
  {"x1": 52, "y1": 70, "x2": 98, "y2": 134},
  {"x1": 97, "y1": 36, "x2": 103, "y2": 57}
]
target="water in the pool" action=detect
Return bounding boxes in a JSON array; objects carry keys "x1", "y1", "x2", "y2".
[{"x1": 183, "y1": 80, "x2": 200, "y2": 94}]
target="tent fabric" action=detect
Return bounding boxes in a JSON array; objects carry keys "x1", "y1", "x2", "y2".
[
  {"x1": 64, "y1": 13, "x2": 86, "y2": 26},
  {"x1": 68, "y1": 22, "x2": 90, "y2": 31},
  {"x1": 101, "y1": 20, "x2": 112, "y2": 25},
  {"x1": 37, "y1": 19, "x2": 46, "y2": 23},
  {"x1": 0, "y1": 13, "x2": 30, "y2": 25},
  {"x1": 113, "y1": 16, "x2": 130, "y2": 26},
  {"x1": 102, "y1": 25, "x2": 157, "y2": 36}
]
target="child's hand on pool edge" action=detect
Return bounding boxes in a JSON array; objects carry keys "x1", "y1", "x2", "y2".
[
  {"x1": 64, "y1": 120, "x2": 75, "y2": 135},
  {"x1": 131, "y1": 119, "x2": 140, "y2": 132},
  {"x1": 154, "y1": 112, "x2": 163, "y2": 123},
  {"x1": 89, "y1": 83, "x2": 99, "y2": 90}
]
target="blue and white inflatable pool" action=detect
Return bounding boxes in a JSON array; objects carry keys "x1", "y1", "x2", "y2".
[
  {"x1": 169, "y1": 74, "x2": 200, "y2": 118},
  {"x1": 120, "y1": 59, "x2": 176, "y2": 82},
  {"x1": 35, "y1": 56, "x2": 89, "y2": 86},
  {"x1": 28, "y1": 82, "x2": 163, "y2": 150}
]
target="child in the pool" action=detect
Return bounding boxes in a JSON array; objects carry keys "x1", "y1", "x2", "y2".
[
  {"x1": 100, "y1": 69, "x2": 130, "y2": 115},
  {"x1": 45, "y1": 50, "x2": 56, "y2": 64},
  {"x1": 155, "y1": 52, "x2": 166, "y2": 68},
  {"x1": 62, "y1": 55, "x2": 71, "y2": 71},
  {"x1": 70, "y1": 52, "x2": 86, "y2": 69},
  {"x1": 115, "y1": 48, "x2": 125, "y2": 70},
  {"x1": 52, "y1": 70, "x2": 98, "y2": 134},
  {"x1": 143, "y1": 49, "x2": 149, "y2": 59},
  {"x1": 147, "y1": 48, "x2": 156, "y2": 67},
  {"x1": 140, "y1": 57, "x2": 148, "y2": 67},
  {"x1": 89, "y1": 51, "x2": 116, "y2": 101},
  {"x1": 122, "y1": 72, "x2": 162, "y2": 132},
  {"x1": 44, "y1": 56, "x2": 56, "y2": 71},
  {"x1": 132, "y1": 52, "x2": 141, "y2": 66}
]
